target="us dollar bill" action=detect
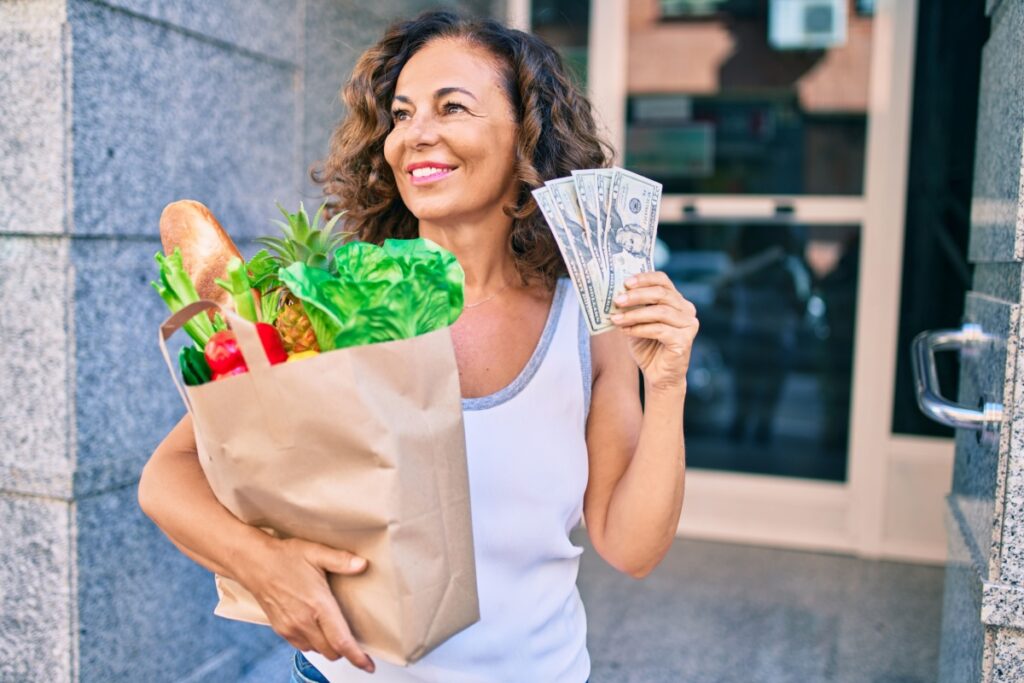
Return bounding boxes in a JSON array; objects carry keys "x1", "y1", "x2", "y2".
[
  {"x1": 532, "y1": 187, "x2": 611, "y2": 334},
  {"x1": 545, "y1": 178, "x2": 612, "y2": 330},
  {"x1": 570, "y1": 170, "x2": 605, "y2": 271},
  {"x1": 595, "y1": 169, "x2": 615, "y2": 266},
  {"x1": 604, "y1": 167, "x2": 662, "y2": 314}
]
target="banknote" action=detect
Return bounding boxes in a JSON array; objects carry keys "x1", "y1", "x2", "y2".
[
  {"x1": 545, "y1": 177, "x2": 611, "y2": 330},
  {"x1": 532, "y1": 187, "x2": 609, "y2": 334},
  {"x1": 533, "y1": 168, "x2": 661, "y2": 335},
  {"x1": 570, "y1": 170, "x2": 605, "y2": 271},
  {"x1": 595, "y1": 169, "x2": 614, "y2": 264},
  {"x1": 604, "y1": 167, "x2": 662, "y2": 314}
]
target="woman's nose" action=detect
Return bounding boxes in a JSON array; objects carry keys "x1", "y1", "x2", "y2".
[{"x1": 406, "y1": 112, "x2": 440, "y2": 148}]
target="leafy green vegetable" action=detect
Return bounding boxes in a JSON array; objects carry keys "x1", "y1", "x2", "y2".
[
  {"x1": 178, "y1": 345, "x2": 212, "y2": 386},
  {"x1": 245, "y1": 249, "x2": 282, "y2": 293},
  {"x1": 277, "y1": 238, "x2": 464, "y2": 351},
  {"x1": 215, "y1": 258, "x2": 259, "y2": 322},
  {"x1": 152, "y1": 248, "x2": 226, "y2": 346},
  {"x1": 243, "y1": 249, "x2": 284, "y2": 325}
]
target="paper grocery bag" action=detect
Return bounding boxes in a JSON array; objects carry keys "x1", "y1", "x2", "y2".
[{"x1": 158, "y1": 300, "x2": 479, "y2": 665}]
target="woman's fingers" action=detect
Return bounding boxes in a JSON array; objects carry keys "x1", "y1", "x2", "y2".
[
  {"x1": 298, "y1": 541, "x2": 374, "y2": 670},
  {"x1": 624, "y1": 270, "x2": 674, "y2": 290},
  {"x1": 305, "y1": 543, "x2": 369, "y2": 576},
  {"x1": 249, "y1": 538, "x2": 374, "y2": 670},
  {"x1": 620, "y1": 322, "x2": 687, "y2": 351},
  {"x1": 617, "y1": 272, "x2": 695, "y2": 314},
  {"x1": 318, "y1": 603, "x2": 376, "y2": 672},
  {"x1": 611, "y1": 304, "x2": 686, "y2": 328}
]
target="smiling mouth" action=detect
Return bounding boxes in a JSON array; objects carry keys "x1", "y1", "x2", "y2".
[{"x1": 409, "y1": 166, "x2": 456, "y2": 185}]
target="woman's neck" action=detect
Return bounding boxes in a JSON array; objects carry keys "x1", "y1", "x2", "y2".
[{"x1": 418, "y1": 211, "x2": 518, "y2": 292}]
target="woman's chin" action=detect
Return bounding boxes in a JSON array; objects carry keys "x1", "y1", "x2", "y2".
[{"x1": 406, "y1": 201, "x2": 464, "y2": 223}]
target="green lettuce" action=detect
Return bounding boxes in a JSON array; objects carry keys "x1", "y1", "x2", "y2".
[{"x1": 277, "y1": 238, "x2": 464, "y2": 351}]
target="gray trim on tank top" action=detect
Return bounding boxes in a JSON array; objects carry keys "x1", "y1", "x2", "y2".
[
  {"x1": 578, "y1": 300, "x2": 592, "y2": 423},
  {"x1": 462, "y1": 278, "x2": 569, "y2": 412}
]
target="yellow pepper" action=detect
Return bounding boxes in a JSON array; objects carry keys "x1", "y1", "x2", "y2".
[{"x1": 286, "y1": 350, "x2": 320, "y2": 363}]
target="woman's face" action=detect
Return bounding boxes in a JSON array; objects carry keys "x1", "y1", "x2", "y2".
[{"x1": 383, "y1": 39, "x2": 519, "y2": 226}]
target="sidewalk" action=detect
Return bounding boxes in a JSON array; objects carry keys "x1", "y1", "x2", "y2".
[{"x1": 242, "y1": 534, "x2": 944, "y2": 682}]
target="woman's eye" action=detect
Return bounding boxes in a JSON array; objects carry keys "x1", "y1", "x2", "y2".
[
  {"x1": 391, "y1": 109, "x2": 409, "y2": 122},
  {"x1": 442, "y1": 101, "x2": 466, "y2": 114}
]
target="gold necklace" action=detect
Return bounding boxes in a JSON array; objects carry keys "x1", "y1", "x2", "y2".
[{"x1": 464, "y1": 280, "x2": 511, "y2": 309}]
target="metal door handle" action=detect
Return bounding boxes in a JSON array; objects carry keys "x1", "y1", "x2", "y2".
[{"x1": 911, "y1": 324, "x2": 1003, "y2": 433}]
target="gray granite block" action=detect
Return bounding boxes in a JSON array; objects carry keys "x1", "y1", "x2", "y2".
[
  {"x1": 0, "y1": 21, "x2": 68, "y2": 235},
  {"x1": 0, "y1": 237, "x2": 73, "y2": 496},
  {"x1": 968, "y1": 0, "x2": 1024, "y2": 265},
  {"x1": 990, "y1": 627, "x2": 1024, "y2": 682},
  {"x1": 70, "y1": 238, "x2": 185, "y2": 476},
  {"x1": 994, "y1": 288, "x2": 1024, "y2": 587},
  {"x1": 0, "y1": 0, "x2": 67, "y2": 26},
  {"x1": 0, "y1": 494, "x2": 73, "y2": 681},
  {"x1": 78, "y1": 0, "x2": 301, "y2": 65},
  {"x1": 69, "y1": 0, "x2": 303, "y2": 239},
  {"x1": 938, "y1": 517, "x2": 985, "y2": 683},
  {"x1": 975, "y1": 263, "x2": 1024, "y2": 302},
  {"x1": 75, "y1": 484, "x2": 278, "y2": 681},
  {"x1": 951, "y1": 293, "x2": 1016, "y2": 582},
  {"x1": 983, "y1": 581, "x2": 1024, "y2": 629}
]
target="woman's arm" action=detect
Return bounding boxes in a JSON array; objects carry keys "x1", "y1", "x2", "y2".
[
  {"x1": 139, "y1": 415, "x2": 269, "y2": 577},
  {"x1": 582, "y1": 272, "x2": 698, "y2": 578},
  {"x1": 138, "y1": 415, "x2": 376, "y2": 672}
]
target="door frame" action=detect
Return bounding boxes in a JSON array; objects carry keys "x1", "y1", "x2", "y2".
[{"x1": 514, "y1": 0, "x2": 950, "y2": 562}]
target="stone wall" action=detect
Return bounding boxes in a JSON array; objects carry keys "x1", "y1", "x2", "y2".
[
  {"x1": 938, "y1": 0, "x2": 1024, "y2": 680},
  {"x1": 0, "y1": 0, "x2": 499, "y2": 680}
]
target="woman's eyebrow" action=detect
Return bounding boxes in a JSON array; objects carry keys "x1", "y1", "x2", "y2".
[
  {"x1": 435, "y1": 86, "x2": 477, "y2": 101},
  {"x1": 393, "y1": 87, "x2": 478, "y2": 105}
]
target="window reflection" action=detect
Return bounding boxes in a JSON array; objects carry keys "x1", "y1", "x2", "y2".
[
  {"x1": 663, "y1": 223, "x2": 859, "y2": 481},
  {"x1": 627, "y1": 0, "x2": 872, "y2": 195}
]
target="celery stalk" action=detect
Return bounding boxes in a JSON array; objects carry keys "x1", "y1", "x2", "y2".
[
  {"x1": 151, "y1": 248, "x2": 224, "y2": 346},
  {"x1": 214, "y1": 257, "x2": 259, "y2": 323}
]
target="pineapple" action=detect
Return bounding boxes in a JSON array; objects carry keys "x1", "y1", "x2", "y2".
[{"x1": 257, "y1": 203, "x2": 345, "y2": 353}]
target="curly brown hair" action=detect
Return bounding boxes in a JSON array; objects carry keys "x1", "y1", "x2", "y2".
[{"x1": 311, "y1": 9, "x2": 614, "y2": 289}]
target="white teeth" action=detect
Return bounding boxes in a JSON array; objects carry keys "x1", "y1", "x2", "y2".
[{"x1": 411, "y1": 167, "x2": 450, "y2": 178}]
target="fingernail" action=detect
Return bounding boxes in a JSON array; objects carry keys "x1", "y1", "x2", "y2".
[
  {"x1": 625, "y1": 277, "x2": 637, "y2": 286},
  {"x1": 350, "y1": 556, "x2": 366, "y2": 570},
  {"x1": 610, "y1": 314, "x2": 623, "y2": 322},
  {"x1": 614, "y1": 294, "x2": 628, "y2": 304}
]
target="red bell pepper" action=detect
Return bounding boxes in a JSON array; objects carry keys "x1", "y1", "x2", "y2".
[
  {"x1": 257, "y1": 323, "x2": 288, "y2": 365},
  {"x1": 204, "y1": 326, "x2": 288, "y2": 380}
]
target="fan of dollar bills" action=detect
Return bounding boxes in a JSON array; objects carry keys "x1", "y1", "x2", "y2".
[{"x1": 533, "y1": 168, "x2": 663, "y2": 335}]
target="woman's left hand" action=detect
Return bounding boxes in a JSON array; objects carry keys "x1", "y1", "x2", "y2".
[{"x1": 610, "y1": 271, "x2": 699, "y2": 394}]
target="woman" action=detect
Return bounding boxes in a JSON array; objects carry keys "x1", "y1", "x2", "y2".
[{"x1": 139, "y1": 10, "x2": 698, "y2": 683}]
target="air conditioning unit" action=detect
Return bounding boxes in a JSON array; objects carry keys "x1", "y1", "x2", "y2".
[{"x1": 769, "y1": 0, "x2": 847, "y2": 50}]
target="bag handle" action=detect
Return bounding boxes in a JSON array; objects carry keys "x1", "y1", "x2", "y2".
[{"x1": 157, "y1": 300, "x2": 272, "y2": 412}]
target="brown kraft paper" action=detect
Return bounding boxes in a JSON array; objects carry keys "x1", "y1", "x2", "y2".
[{"x1": 158, "y1": 300, "x2": 480, "y2": 666}]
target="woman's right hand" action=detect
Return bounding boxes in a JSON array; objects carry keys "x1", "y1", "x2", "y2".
[{"x1": 239, "y1": 536, "x2": 376, "y2": 673}]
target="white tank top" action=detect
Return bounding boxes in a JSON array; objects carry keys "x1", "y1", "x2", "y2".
[{"x1": 307, "y1": 277, "x2": 592, "y2": 682}]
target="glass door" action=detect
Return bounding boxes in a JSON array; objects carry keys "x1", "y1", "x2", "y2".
[{"x1": 527, "y1": 0, "x2": 921, "y2": 555}]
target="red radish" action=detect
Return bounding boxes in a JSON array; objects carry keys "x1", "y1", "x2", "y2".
[
  {"x1": 204, "y1": 330, "x2": 246, "y2": 375},
  {"x1": 212, "y1": 365, "x2": 248, "y2": 381}
]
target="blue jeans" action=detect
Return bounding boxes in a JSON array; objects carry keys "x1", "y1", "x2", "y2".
[
  {"x1": 290, "y1": 652, "x2": 330, "y2": 683},
  {"x1": 289, "y1": 650, "x2": 591, "y2": 682}
]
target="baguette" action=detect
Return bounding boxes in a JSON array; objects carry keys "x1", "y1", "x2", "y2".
[{"x1": 159, "y1": 200, "x2": 242, "y2": 310}]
